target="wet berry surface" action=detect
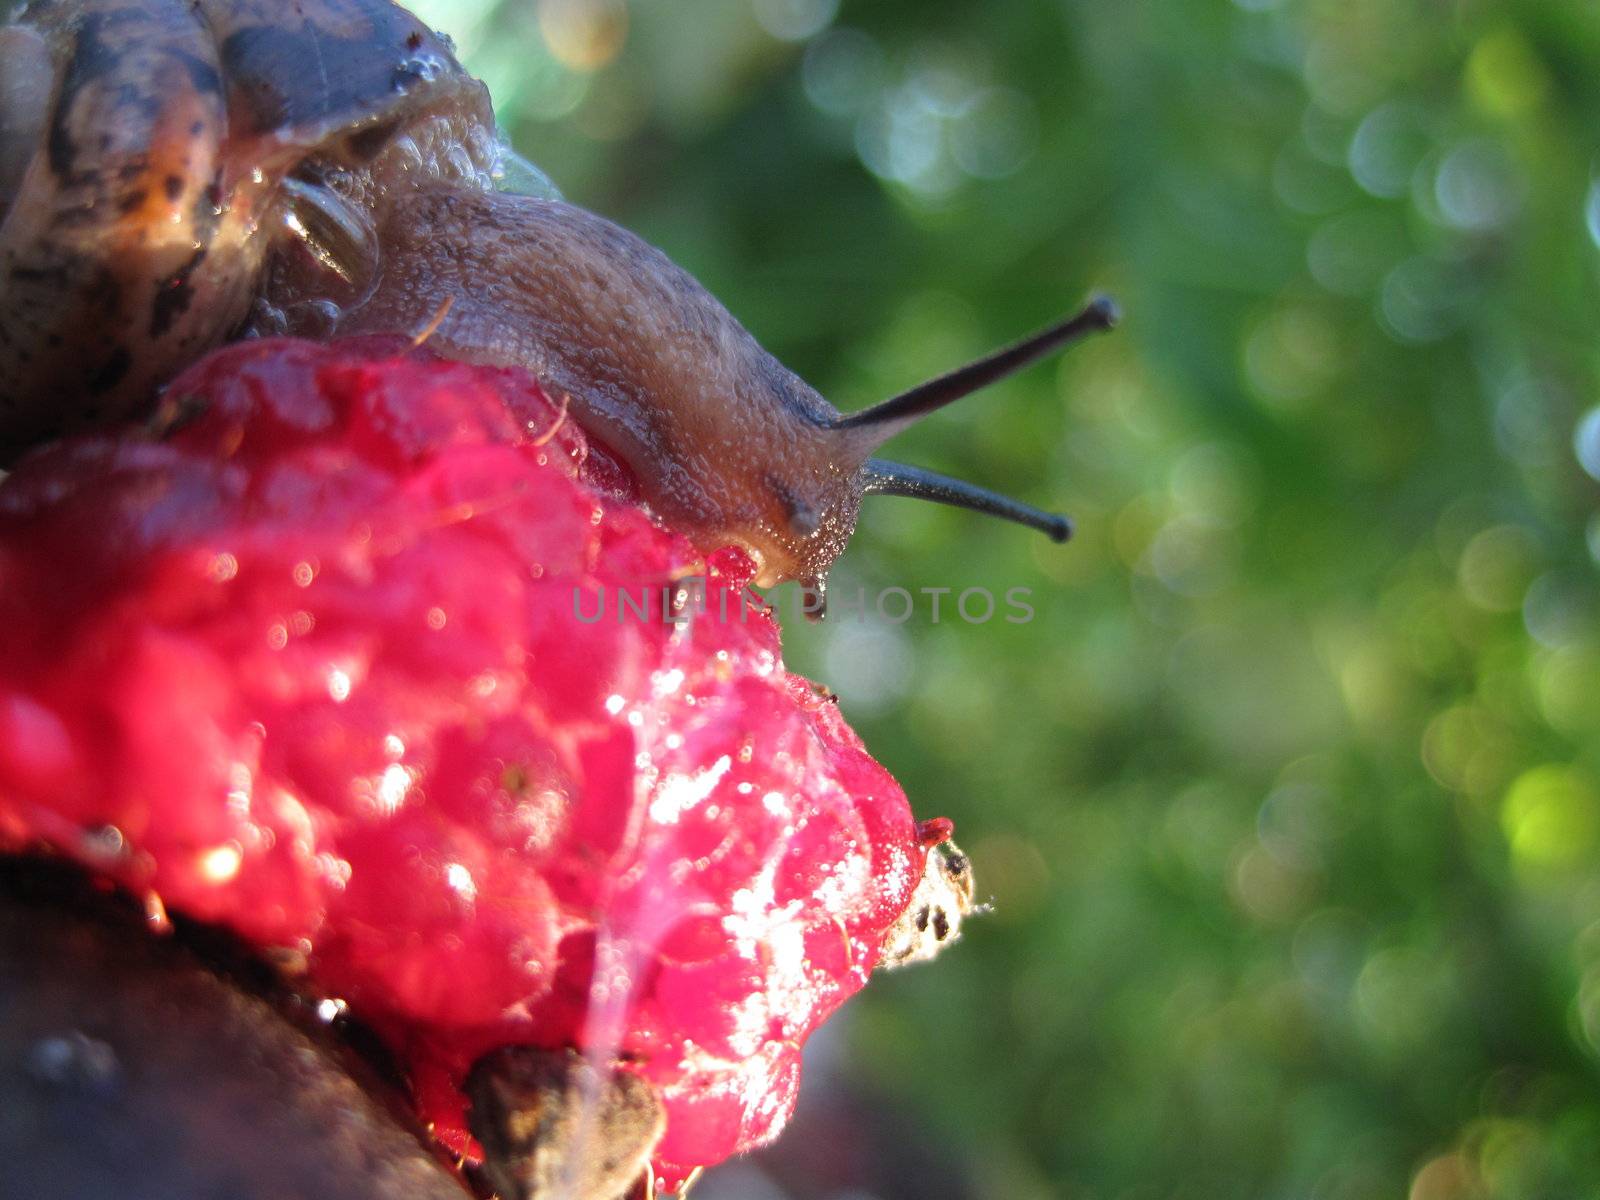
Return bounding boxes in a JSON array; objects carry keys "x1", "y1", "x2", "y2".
[{"x1": 0, "y1": 338, "x2": 928, "y2": 1184}]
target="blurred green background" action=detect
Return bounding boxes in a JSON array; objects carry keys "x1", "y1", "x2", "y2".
[{"x1": 412, "y1": 1, "x2": 1600, "y2": 1196}]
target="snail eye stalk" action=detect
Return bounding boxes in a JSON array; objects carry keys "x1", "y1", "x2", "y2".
[
  {"x1": 842, "y1": 294, "x2": 1116, "y2": 543},
  {"x1": 834, "y1": 295, "x2": 1119, "y2": 443}
]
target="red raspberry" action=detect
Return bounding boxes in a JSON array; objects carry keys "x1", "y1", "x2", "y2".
[{"x1": 0, "y1": 338, "x2": 942, "y2": 1186}]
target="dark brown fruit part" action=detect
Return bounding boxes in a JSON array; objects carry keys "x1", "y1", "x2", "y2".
[
  {"x1": 0, "y1": 861, "x2": 470, "y2": 1200},
  {"x1": 468, "y1": 1046, "x2": 666, "y2": 1200}
]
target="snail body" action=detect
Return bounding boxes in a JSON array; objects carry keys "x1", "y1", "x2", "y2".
[
  {"x1": 344, "y1": 185, "x2": 865, "y2": 587},
  {"x1": 0, "y1": 0, "x2": 1116, "y2": 593}
]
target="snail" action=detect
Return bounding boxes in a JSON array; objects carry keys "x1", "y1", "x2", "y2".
[{"x1": 0, "y1": 0, "x2": 1118, "y2": 599}]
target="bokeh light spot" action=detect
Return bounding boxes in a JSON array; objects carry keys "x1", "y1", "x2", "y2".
[
  {"x1": 1230, "y1": 841, "x2": 1316, "y2": 925},
  {"x1": 1474, "y1": 1120, "x2": 1545, "y2": 1197},
  {"x1": 1432, "y1": 139, "x2": 1523, "y2": 233},
  {"x1": 1456, "y1": 524, "x2": 1539, "y2": 612},
  {"x1": 1421, "y1": 705, "x2": 1515, "y2": 799},
  {"x1": 1169, "y1": 442, "x2": 1256, "y2": 530},
  {"x1": 1303, "y1": 38, "x2": 1380, "y2": 115},
  {"x1": 969, "y1": 833, "x2": 1050, "y2": 922},
  {"x1": 1521, "y1": 571, "x2": 1597, "y2": 649},
  {"x1": 1577, "y1": 963, "x2": 1600, "y2": 1057},
  {"x1": 1273, "y1": 137, "x2": 1352, "y2": 216},
  {"x1": 820, "y1": 621, "x2": 912, "y2": 716},
  {"x1": 1535, "y1": 645, "x2": 1600, "y2": 737},
  {"x1": 1354, "y1": 946, "x2": 1438, "y2": 1054},
  {"x1": 1293, "y1": 907, "x2": 1367, "y2": 1004},
  {"x1": 751, "y1": 0, "x2": 838, "y2": 43},
  {"x1": 1421, "y1": 706, "x2": 1476, "y2": 791},
  {"x1": 1244, "y1": 304, "x2": 1338, "y2": 410},
  {"x1": 1308, "y1": 210, "x2": 1407, "y2": 297},
  {"x1": 1466, "y1": 29, "x2": 1549, "y2": 118},
  {"x1": 1143, "y1": 517, "x2": 1235, "y2": 598},
  {"x1": 1492, "y1": 372, "x2": 1569, "y2": 469},
  {"x1": 1379, "y1": 257, "x2": 1467, "y2": 343},
  {"x1": 1408, "y1": 1152, "x2": 1482, "y2": 1200},
  {"x1": 802, "y1": 28, "x2": 883, "y2": 117},
  {"x1": 1573, "y1": 406, "x2": 1600, "y2": 481},
  {"x1": 855, "y1": 87, "x2": 945, "y2": 191},
  {"x1": 1348, "y1": 103, "x2": 1432, "y2": 199},
  {"x1": 537, "y1": 0, "x2": 628, "y2": 71},
  {"x1": 1500, "y1": 765, "x2": 1600, "y2": 872},
  {"x1": 949, "y1": 87, "x2": 1038, "y2": 180}
]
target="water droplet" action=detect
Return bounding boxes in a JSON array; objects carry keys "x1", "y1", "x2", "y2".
[
  {"x1": 391, "y1": 53, "x2": 446, "y2": 92},
  {"x1": 493, "y1": 145, "x2": 564, "y2": 201}
]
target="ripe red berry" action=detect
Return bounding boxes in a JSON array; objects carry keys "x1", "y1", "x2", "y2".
[{"x1": 0, "y1": 338, "x2": 952, "y2": 1187}]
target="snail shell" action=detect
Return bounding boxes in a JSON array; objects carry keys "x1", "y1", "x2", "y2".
[{"x1": 0, "y1": 0, "x2": 504, "y2": 458}]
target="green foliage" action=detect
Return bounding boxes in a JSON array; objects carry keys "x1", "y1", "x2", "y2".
[{"x1": 418, "y1": 0, "x2": 1600, "y2": 1195}]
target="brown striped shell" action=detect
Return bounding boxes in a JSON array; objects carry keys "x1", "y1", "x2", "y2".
[{"x1": 0, "y1": 0, "x2": 500, "y2": 460}]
